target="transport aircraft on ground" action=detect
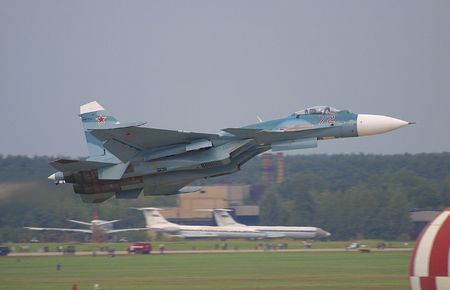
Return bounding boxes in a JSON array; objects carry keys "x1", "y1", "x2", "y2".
[
  {"x1": 208, "y1": 208, "x2": 331, "y2": 239},
  {"x1": 135, "y1": 207, "x2": 266, "y2": 239},
  {"x1": 24, "y1": 212, "x2": 148, "y2": 240}
]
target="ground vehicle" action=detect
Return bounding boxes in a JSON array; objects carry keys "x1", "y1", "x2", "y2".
[
  {"x1": 345, "y1": 242, "x2": 361, "y2": 250},
  {"x1": 128, "y1": 242, "x2": 152, "y2": 254},
  {"x1": 0, "y1": 247, "x2": 10, "y2": 256},
  {"x1": 63, "y1": 245, "x2": 76, "y2": 255}
]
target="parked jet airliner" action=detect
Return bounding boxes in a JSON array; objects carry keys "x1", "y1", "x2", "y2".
[
  {"x1": 25, "y1": 212, "x2": 148, "y2": 239},
  {"x1": 135, "y1": 208, "x2": 266, "y2": 239},
  {"x1": 210, "y1": 209, "x2": 331, "y2": 239}
]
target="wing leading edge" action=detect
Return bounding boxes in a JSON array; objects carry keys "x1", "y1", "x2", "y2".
[
  {"x1": 24, "y1": 227, "x2": 92, "y2": 234},
  {"x1": 91, "y1": 126, "x2": 220, "y2": 152},
  {"x1": 106, "y1": 227, "x2": 149, "y2": 234}
]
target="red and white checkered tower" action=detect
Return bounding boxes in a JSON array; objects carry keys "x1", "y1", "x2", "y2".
[{"x1": 410, "y1": 207, "x2": 450, "y2": 290}]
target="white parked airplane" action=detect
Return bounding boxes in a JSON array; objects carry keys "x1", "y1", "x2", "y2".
[
  {"x1": 24, "y1": 213, "x2": 148, "y2": 238},
  {"x1": 209, "y1": 209, "x2": 331, "y2": 239},
  {"x1": 135, "y1": 208, "x2": 266, "y2": 239}
]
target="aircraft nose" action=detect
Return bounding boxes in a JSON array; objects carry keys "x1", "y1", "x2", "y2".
[
  {"x1": 317, "y1": 228, "x2": 331, "y2": 238},
  {"x1": 48, "y1": 172, "x2": 65, "y2": 183},
  {"x1": 357, "y1": 114, "x2": 411, "y2": 136}
]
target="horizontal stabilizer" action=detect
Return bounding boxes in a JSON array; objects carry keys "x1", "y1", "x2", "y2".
[
  {"x1": 50, "y1": 159, "x2": 115, "y2": 172},
  {"x1": 213, "y1": 208, "x2": 233, "y2": 212},
  {"x1": 196, "y1": 208, "x2": 233, "y2": 212},
  {"x1": 132, "y1": 207, "x2": 163, "y2": 211}
]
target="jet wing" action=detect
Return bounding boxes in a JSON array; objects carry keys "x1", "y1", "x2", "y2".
[
  {"x1": 94, "y1": 220, "x2": 121, "y2": 226},
  {"x1": 90, "y1": 126, "x2": 220, "y2": 151},
  {"x1": 24, "y1": 227, "x2": 92, "y2": 234},
  {"x1": 67, "y1": 219, "x2": 92, "y2": 226},
  {"x1": 170, "y1": 233, "x2": 218, "y2": 238},
  {"x1": 222, "y1": 127, "x2": 335, "y2": 144},
  {"x1": 50, "y1": 159, "x2": 115, "y2": 172},
  {"x1": 106, "y1": 227, "x2": 149, "y2": 234}
]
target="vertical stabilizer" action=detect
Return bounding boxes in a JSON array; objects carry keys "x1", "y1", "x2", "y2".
[
  {"x1": 91, "y1": 204, "x2": 99, "y2": 220},
  {"x1": 80, "y1": 101, "x2": 119, "y2": 128},
  {"x1": 135, "y1": 208, "x2": 171, "y2": 227},
  {"x1": 79, "y1": 101, "x2": 121, "y2": 163},
  {"x1": 213, "y1": 209, "x2": 245, "y2": 227}
]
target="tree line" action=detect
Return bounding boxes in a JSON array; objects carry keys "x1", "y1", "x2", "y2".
[{"x1": 0, "y1": 153, "x2": 449, "y2": 241}]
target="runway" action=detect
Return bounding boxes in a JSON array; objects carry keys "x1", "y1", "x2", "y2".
[{"x1": 7, "y1": 247, "x2": 412, "y2": 257}]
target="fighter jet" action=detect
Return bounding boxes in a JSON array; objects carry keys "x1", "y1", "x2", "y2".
[
  {"x1": 49, "y1": 102, "x2": 412, "y2": 203},
  {"x1": 135, "y1": 208, "x2": 266, "y2": 239},
  {"x1": 209, "y1": 209, "x2": 330, "y2": 239},
  {"x1": 24, "y1": 212, "x2": 148, "y2": 240}
]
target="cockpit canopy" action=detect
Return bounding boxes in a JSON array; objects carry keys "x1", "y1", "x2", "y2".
[{"x1": 292, "y1": 106, "x2": 340, "y2": 116}]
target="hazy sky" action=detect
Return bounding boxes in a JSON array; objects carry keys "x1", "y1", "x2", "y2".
[{"x1": 0, "y1": 0, "x2": 449, "y2": 157}]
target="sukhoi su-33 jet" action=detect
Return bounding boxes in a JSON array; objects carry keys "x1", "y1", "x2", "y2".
[{"x1": 49, "y1": 102, "x2": 412, "y2": 203}]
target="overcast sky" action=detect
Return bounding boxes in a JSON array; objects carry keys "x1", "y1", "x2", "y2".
[{"x1": 0, "y1": 0, "x2": 448, "y2": 157}]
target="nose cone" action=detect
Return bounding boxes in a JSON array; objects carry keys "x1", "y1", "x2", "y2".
[
  {"x1": 357, "y1": 114, "x2": 410, "y2": 136},
  {"x1": 317, "y1": 228, "x2": 331, "y2": 238},
  {"x1": 48, "y1": 171, "x2": 64, "y2": 182}
]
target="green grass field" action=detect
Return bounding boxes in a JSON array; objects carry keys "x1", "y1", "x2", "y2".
[
  {"x1": 0, "y1": 251, "x2": 410, "y2": 290},
  {"x1": 4, "y1": 239, "x2": 414, "y2": 252}
]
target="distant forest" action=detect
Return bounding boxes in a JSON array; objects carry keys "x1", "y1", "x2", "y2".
[{"x1": 0, "y1": 153, "x2": 449, "y2": 242}]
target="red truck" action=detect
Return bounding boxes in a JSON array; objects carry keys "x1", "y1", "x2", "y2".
[{"x1": 127, "y1": 242, "x2": 152, "y2": 254}]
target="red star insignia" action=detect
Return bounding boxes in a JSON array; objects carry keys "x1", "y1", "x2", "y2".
[{"x1": 96, "y1": 116, "x2": 106, "y2": 123}]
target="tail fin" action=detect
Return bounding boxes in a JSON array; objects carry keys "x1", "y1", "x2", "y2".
[
  {"x1": 79, "y1": 101, "x2": 121, "y2": 161},
  {"x1": 80, "y1": 101, "x2": 120, "y2": 129},
  {"x1": 212, "y1": 209, "x2": 245, "y2": 227},
  {"x1": 92, "y1": 210, "x2": 99, "y2": 220},
  {"x1": 134, "y1": 208, "x2": 170, "y2": 227}
]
